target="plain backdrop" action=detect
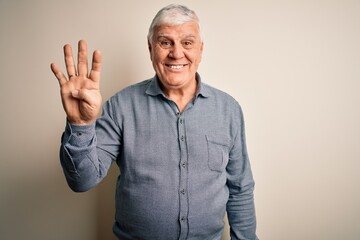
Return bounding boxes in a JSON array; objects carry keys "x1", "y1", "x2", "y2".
[{"x1": 1, "y1": 0, "x2": 359, "y2": 239}]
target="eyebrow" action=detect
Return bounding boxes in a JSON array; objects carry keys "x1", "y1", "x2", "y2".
[
  {"x1": 157, "y1": 33, "x2": 169, "y2": 39},
  {"x1": 157, "y1": 33, "x2": 197, "y2": 39}
]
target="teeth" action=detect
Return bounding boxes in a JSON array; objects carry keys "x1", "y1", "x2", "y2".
[{"x1": 169, "y1": 65, "x2": 185, "y2": 69}]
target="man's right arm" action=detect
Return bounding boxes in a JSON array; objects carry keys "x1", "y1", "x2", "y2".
[
  {"x1": 60, "y1": 100, "x2": 121, "y2": 192},
  {"x1": 51, "y1": 40, "x2": 115, "y2": 191}
]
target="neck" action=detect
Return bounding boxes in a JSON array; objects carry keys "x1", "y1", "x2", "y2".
[{"x1": 162, "y1": 80, "x2": 197, "y2": 113}]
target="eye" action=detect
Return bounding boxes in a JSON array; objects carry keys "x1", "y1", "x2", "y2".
[
  {"x1": 159, "y1": 40, "x2": 172, "y2": 49},
  {"x1": 182, "y1": 41, "x2": 193, "y2": 49}
]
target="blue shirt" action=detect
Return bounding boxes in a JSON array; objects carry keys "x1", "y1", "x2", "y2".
[{"x1": 60, "y1": 74, "x2": 258, "y2": 240}]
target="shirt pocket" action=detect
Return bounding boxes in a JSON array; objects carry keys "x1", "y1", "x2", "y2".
[{"x1": 206, "y1": 134, "x2": 230, "y2": 172}]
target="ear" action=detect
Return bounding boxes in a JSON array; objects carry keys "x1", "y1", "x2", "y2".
[
  {"x1": 198, "y1": 41, "x2": 204, "y2": 63},
  {"x1": 148, "y1": 40, "x2": 151, "y2": 51},
  {"x1": 148, "y1": 40, "x2": 153, "y2": 60}
]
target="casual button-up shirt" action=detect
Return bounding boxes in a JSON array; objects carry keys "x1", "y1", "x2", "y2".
[{"x1": 60, "y1": 74, "x2": 258, "y2": 240}]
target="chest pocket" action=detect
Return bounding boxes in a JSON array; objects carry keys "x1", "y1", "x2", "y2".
[{"x1": 206, "y1": 135, "x2": 230, "y2": 172}]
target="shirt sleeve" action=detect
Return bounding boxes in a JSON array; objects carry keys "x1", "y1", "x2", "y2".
[
  {"x1": 226, "y1": 102, "x2": 258, "y2": 240},
  {"x1": 60, "y1": 99, "x2": 121, "y2": 192}
]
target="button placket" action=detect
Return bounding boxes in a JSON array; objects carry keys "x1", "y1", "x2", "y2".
[{"x1": 177, "y1": 112, "x2": 189, "y2": 239}]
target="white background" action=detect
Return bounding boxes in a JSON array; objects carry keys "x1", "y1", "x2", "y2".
[{"x1": 1, "y1": 0, "x2": 359, "y2": 239}]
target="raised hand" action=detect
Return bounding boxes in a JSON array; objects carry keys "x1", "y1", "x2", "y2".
[{"x1": 51, "y1": 40, "x2": 102, "y2": 125}]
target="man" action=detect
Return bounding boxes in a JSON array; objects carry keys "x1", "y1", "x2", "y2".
[{"x1": 51, "y1": 4, "x2": 258, "y2": 240}]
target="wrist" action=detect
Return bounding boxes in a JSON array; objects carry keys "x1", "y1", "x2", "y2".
[{"x1": 67, "y1": 118, "x2": 96, "y2": 126}]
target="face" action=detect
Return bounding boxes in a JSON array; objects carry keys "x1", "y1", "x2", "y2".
[{"x1": 148, "y1": 21, "x2": 203, "y2": 91}]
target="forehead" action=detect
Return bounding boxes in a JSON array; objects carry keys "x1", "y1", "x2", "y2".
[{"x1": 154, "y1": 21, "x2": 201, "y2": 39}]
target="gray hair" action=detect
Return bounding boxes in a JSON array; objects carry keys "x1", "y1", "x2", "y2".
[{"x1": 147, "y1": 4, "x2": 201, "y2": 42}]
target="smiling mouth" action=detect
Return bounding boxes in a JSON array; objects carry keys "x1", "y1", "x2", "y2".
[{"x1": 165, "y1": 64, "x2": 188, "y2": 69}]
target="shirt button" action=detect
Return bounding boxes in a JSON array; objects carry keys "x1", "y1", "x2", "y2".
[
  {"x1": 181, "y1": 216, "x2": 186, "y2": 222},
  {"x1": 181, "y1": 136, "x2": 184, "y2": 141},
  {"x1": 180, "y1": 189, "x2": 185, "y2": 195},
  {"x1": 181, "y1": 162, "x2": 186, "y2": 168},
  {"x1": 179, "y1": 119, "x2": 183, "y2": 124}
]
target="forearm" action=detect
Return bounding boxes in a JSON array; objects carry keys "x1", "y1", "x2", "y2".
[
  {"x1": 227, "y1": 182, "x2": 258, "y2": 240},
  {"x1": 60, "y1": 121, "x2": 109, "y2": 192},
  {"x1": 226, "y1": 102, "x2": 258, "y2": 239}
]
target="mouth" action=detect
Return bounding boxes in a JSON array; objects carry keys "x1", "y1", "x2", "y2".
[{"x1": 164, "y1": 64, "x2": 189, "y2": 70}]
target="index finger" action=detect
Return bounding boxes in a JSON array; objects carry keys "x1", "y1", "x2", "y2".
[
  {"x1": 64, "y1": 44, "x2": 76, "y2": 78},
  {"x1": 50, "y1": 63, "x2": 67, "y2": 86},
  {"x1": 89, "y1": 50, "x2": 102, "y2": 82}
]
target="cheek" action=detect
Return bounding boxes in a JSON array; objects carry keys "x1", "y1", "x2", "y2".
[
  {"x1": 150, "y1": 50, "x2": 157, "y2": 62},
  {"x1": 151, "y1": 47, "x2": 167, "y2": 62},
  {"x1": 187, "y1": 48, "x2": 203, "y2": 65},
  {"x1": 150, "y1": 53, "x2": 165, "y2": 72},
  {"x1": 197, "y1": 54, "x2": 202, "y2": 64},
  {"x1": 191, "y1": 53, "x2": 203, "y2": 66},
  {"x1": 197, "y1": 49, "x2": 203, "y2": 63},
  {"x1": 152, "y1": 56, "x2": 165, "y2": 69}
]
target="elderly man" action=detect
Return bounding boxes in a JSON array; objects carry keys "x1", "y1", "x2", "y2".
[{"x1": 51, "y1": 4, "x2": 258, "y2": 240}]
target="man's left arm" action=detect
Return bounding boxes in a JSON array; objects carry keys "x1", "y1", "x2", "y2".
[{"x1": 226, "y1": 102, "x2": 258, "y2": 240}]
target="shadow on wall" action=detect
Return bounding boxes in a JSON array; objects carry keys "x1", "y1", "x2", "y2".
[{"x1": 0, "y1": 165, "x2": 97, "y2": 240}]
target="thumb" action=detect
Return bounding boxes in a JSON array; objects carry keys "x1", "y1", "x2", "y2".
[
  {"x1": 71, "y1": 89, "x2": 89, "y2": 101},
  {"x1": 71, "y1": 89, "x2": 99, "y2": 107},
  {"x1": 71, "y1": 89, "x2": 81, "y2": 99}
]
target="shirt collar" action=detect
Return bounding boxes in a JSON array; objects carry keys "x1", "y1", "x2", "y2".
[{"x1": 145, "y1": 73, "x2": 211, "y2": 99}]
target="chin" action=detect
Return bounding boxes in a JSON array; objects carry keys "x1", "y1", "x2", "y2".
[{"x1": 163, "y1": 76, "x2": 188, "y2": 86}]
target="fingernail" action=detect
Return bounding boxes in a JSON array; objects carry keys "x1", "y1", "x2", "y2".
[{"x1": 71, "y1": 90, "x2": 79, "y2": 98}]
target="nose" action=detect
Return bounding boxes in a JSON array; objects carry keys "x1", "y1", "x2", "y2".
[{"x1": 169, "y1": 43, "x2": 184, "y2": 59}]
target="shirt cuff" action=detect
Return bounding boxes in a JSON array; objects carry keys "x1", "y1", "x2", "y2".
[{"x1": 62, "y1": 120, "x2": 96, "y2": 147}]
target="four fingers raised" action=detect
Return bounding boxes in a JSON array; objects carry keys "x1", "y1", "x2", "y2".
[
  {"x1": 51, "y1": 40, "x2": 102, "y2": 83},
  {"x1": 50, "y1": 40, "x2": 102, "y2": 125}
]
